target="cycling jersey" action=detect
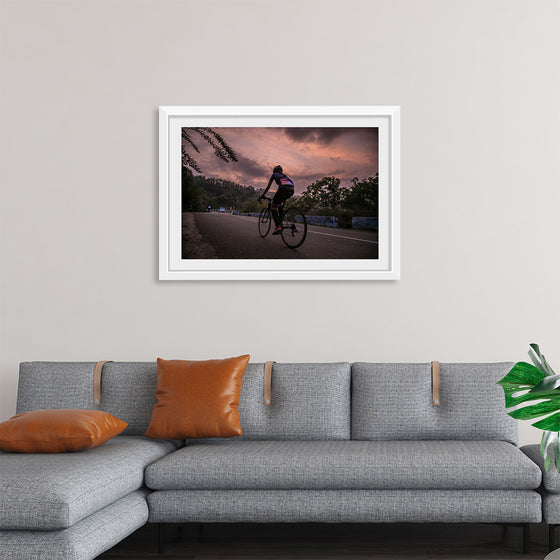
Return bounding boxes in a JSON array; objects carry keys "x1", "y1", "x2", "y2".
[{"x1": 271, "y1": 172, "x2": 295, "y2": 188}]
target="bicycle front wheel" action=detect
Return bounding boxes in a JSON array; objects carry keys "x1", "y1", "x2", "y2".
[
  {"x1": 258, "y1": 208, "x2": 272, "y2": 238},
  {"x1": 281, "y1": 207, "x2": 307, "y2": 249}
]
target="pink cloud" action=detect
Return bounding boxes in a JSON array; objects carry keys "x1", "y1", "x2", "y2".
[{"x1": 184, "y1": 127, "x2": 378, "y2": 194}]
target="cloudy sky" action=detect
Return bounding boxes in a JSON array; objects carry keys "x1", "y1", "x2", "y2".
[{"x1": 184, "y1": 127, "x2": 378, "y2": 195}]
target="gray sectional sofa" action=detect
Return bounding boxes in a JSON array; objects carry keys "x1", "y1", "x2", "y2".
[{"x1": 0, "y1": 361, "x2": 545, "y2": 559}]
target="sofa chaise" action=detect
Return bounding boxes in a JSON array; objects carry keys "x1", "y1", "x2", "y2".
[{"x1": 0, "y1": 360, "x2": 544, "y2": 559}]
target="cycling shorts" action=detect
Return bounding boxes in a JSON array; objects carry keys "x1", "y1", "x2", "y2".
[{"x1": 272, "y1": 185, "x2": 294, "y2": 206}]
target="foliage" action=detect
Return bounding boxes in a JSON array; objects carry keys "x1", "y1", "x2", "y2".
[
  {"x1": 497, "y1": 344, "x2": 560, "y2": 471},
  {"x1": 181, "y1": 128, "x2": 238, "y2": 173},
  {"x1": 299, "y1": 177, "x2": 343, "y2": 212},
  {"x1": 182, "y1": 175, "x2": 260, "y2": 213},
  {"x1": 298, "y1": 175, "x2": 378, "y2": 224},
  {"x1": 335, "y1": 209, "x2": 354, "y2": 229},
  {"x1": 180, "y1": 127, "x2": 240, "y2": 211},
  {"x1": 240, "y1": 198, "x2": 262, "y2": 214},
  {"x1": 182, "y1": 167, "x2": 379, "y2": 226},
  {"x1": 181, "y1": 168, "x2": 208, "y2": 211},
  {"x1": 342, "y1": 176, "x2": 378, "y2": 218}
]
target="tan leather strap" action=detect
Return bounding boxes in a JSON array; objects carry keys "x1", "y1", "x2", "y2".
[
  {"x1": 264, "y1": 361, "x2": 275, "y2": 406},
  {"x1": 93, "y1": 361, "x2": 113, "y2": 405},
  {"x1": 432, "y1": 361, "x2": 440, "y2": 406}
]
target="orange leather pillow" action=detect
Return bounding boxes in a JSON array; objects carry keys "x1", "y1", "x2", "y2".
[
  {"x1": 145, "y1": 355, "x2": 250, "y2": 439},
  {"x1": 0, "y1": 409, "x2": 128, "y2": 453}
]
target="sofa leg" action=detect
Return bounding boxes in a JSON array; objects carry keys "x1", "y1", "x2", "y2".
[
  {"x1": 550, "y1": 524, "x2": 558, "y2": 553},
  {"x1": 158, "y1": 523, "x2": 165, "y2": 555},
  {"x1": 523, "y1": 523, "x2": 529, "y2": 554}
]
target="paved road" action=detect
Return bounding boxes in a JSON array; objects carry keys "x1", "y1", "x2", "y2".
[{"x1": 184, "y1": 212, "x2": 379, "y2": 259}]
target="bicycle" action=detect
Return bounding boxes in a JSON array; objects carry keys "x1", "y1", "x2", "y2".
[{"x1": 258, "y1": 196, "x2": 307, "y2": 249}]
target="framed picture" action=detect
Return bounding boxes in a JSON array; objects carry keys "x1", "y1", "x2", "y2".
[{"x1": 159, "y1": 106, "x2": 400, "y2": 280}]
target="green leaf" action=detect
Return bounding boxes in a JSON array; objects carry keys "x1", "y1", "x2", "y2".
[
  {"x1": 497, "y1": 362, "x2": 546, "y2": 388},
  {"x1": 554, "y1": 439, "x2": 560, "y2": 471},
  {"x1": 530, "y1": 374, "x2": 560, "y2": 393},
  {"x1": 543, "y1": 355, "x2": 557, "y2": 376},
  {"x1": 529, "y1": 347, "x2": 547, "y2": 374},
  {"x1": 542, "y1": 431, "x2": 556, "y2": 456},
  {"x1": 530, "y1": 343, "x2": 556, "y2": 376},
  {"x1": 530, "y1": 343, "x2": 544, "y2": 360},
  {"x1": 540, "y1": 430, "x2": 560, "y2": 473},
  {"x1": 502, "y1": 386, "x2": 560, "y2": 408},
  {"x1": 533, "y1": 411, "x2": 560, "y2": 431},
  {"x1": 497, "y1": 346, "x2": 560, "y2": 473},
  {"x1": 508, "y1": 401, "x2": 560, "y2": 420},
  {"x1": 530, "y1": 343, "x2": 542, "y2": 357}
]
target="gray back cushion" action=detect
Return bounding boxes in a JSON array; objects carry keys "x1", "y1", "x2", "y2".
[
  {"x1": 98, "y1": 362, "x2": 158, "y2": 435},
  {"x1": 351, "y1": 362, "x2": 517, "y2": 445},
  {"x1": 16, "y1": 361, "x2": 351, "y2": 440},
  {"x1": 237, "y1": 363, "x2": 351, "y2": 440},
  {"x1": 17, "y1": 362, "x2": 95, "y2": 412},
  {"x1": 17, "y1": 362, "x2": 158, "y2": 436}
]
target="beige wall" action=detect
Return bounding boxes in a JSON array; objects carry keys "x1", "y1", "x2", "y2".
[{"x1": 1, "y1": 0, "x2": 559, "y2": 445}]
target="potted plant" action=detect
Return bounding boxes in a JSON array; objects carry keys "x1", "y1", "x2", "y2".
[{"x1": 498, "y1": 344, "x2": 560, "y2": 472}]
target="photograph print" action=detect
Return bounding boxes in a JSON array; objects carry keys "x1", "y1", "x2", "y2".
[
  {"x1": 159, "y1": 107, "x2": 400, "y2": 280},
  {"x1": 181, "y1": 126, "x2": 379, "y2": 260}
]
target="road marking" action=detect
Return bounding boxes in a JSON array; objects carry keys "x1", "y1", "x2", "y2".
[
  {"x1": 306, "y1": 229, "x2": 378, "y2": 244},
  {"x1": 233, "y1": 216, "x2": 259, "y2": 223},
  {"x1": 232, "y1": 214, "x2": 378, "y2": 245}
]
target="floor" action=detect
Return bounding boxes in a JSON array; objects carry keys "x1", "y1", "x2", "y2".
[{"x1": 99, "y1": 522, "x2": 553, "y2": 559}]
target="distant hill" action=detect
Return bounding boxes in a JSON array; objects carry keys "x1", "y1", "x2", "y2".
[
  {"x1": 193, "y1": 175, "x2": 261, "y2": 210},
  {"x1": 182, "y1": 170, "x2": 263, "y2": 212}
]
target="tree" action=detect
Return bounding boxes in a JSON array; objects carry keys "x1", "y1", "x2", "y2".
[
  {"x1": 299, "y1": 177, "x2": 343, "y2": 213},
  {"x1": 297, "y1": 174, "x2": 379, "y2": 228},
  {"x1": 187, "y1": 175, "x2": 260, "y2": 213},
  {"x1": 181, "y1": 128, "x2": 238, "y2": 173},
  {"x1": 181, "y1": 128, "x2": 238, "y2": 212},
  {"x1": 341, "y1": 174, "x2": 378, "y2": 218},
  {"x1": 181, "y1": 167, "x2": 207, "y2": 211}
]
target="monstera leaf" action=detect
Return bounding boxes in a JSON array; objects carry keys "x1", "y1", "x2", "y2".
[{"x1": 497, "y1": 344, "x2": 560, "y2": 472}]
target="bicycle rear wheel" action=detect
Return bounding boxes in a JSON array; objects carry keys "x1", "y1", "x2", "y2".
[
  {"x1": 280, "y1": 206, "x2": 307, "y2": 249},
  {"x1": 258, "y1": 208, "x2": 272, "y2": 238}
]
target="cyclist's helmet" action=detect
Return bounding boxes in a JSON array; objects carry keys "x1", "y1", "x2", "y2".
[{"x1": 273, "y1": 165, "x2": 283, "y2": 174}]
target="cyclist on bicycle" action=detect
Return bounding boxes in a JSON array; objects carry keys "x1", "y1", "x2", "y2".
[{"x1": 260, "y1": 165, "x2": 295, "y2": 234}]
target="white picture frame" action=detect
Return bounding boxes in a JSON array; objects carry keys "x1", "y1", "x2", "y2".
[{"x1": 159, "y1": 106, "x2": 400, "y2": 280}]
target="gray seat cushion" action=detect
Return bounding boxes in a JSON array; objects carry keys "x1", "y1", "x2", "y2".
[
  {"x1": 0, "y1": 490, "x2": 148, "y2": 560},
  {"x1": 145, "y1": 440, "x2": 541, "y2": 491},
  {"x1": 523, "y1": 445, "x2": 560, "y2": 524},
  {"x1": 522, "y1": 444, "x2": 560, "y2": 493},
  {"x1": 544, "y1": 493, "x2": 560, "y2": 524},
  {"x1": 0, "y1": 436, "x2": 177, "y2": 530}
]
